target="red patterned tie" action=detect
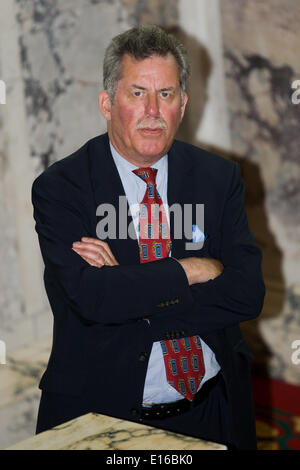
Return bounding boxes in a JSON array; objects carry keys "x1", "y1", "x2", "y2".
[{"x1": 133, "y1": 167, "x2": 205, "y2": 401}]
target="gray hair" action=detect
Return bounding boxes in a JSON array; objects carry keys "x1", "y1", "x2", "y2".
[{"x1": 103, "y1": 25, "x2": 190, "y2": 104}]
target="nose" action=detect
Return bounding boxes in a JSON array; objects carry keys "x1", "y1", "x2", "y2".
[{"x1": 145, "y1": 93, "x2": 160, "y2": 117}]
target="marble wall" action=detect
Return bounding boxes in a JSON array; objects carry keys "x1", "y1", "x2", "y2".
[
  {"x1": 0, "y1": 0, "x2": 49, "y2": 354},
  {"x1": 221, "y1": 0, "x2": 300, "y2": 384},
  {"x1": 0, "y1": 0, "x2": 299, "y2": 449}
]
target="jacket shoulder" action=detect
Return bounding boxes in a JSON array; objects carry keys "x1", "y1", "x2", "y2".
[
  {"x1": 171, "y1": 140, "x2": 242, "y2": 199},
  {"x1": 172, "y1": 139, "x2": 237, "y2": 173},
  {"x1": 31, "y1": 133, "x2": 107, "y2": 196}
]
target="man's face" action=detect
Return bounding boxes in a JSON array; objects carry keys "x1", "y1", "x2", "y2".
[{"x1": 99, "y1": 53, "x2": 188, "y2": 165}]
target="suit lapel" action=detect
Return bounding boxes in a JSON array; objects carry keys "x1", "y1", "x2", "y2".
[
  {"x1": 88, "y1": 133, "x2": 140, "y2": 265},
  {"x1": 167, "y1": 141, "x2": 194, "y2": 259}
]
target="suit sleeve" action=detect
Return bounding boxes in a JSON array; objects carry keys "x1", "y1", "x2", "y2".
[
  {"x1": 167, "y1": 162, "x2": 265, "y2": 334},
  {"x1": 31, "y1": 171, "x2": 192, "y2": 325}
]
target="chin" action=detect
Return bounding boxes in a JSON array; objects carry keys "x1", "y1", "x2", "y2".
[{"x1": 137, "y1": 140, "x2": 168, "y2": 158}]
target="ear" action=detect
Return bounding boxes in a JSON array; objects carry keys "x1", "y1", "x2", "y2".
[
  {"x1": 98, "y1": 90, "x2": 112, "y2": 121},
  {"x1": 180, "y1": 92, "x2": 188, "y2": 120}
]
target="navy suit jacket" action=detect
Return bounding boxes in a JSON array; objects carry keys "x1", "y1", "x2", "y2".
[{"x1": 32, "y1": 133, "x2": 265, "y2": 448}]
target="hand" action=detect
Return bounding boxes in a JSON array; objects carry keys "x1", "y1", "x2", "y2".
[
  {"x1": 72, "y1": 237, "x2": 119, "y2": 267},
  {"x1": 178, "y1": 257, "x2": 224, "y2": 285}
]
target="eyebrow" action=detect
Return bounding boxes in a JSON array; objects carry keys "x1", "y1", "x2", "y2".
[{"x1": 130, "y1": 84, "x2": 176, "y2": 92}]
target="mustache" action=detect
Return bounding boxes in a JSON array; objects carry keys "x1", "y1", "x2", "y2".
[{"x1": 136, "y1": 118, "x2": 168, "y2": 130}]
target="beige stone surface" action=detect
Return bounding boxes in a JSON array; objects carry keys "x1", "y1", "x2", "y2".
[
  {"x1": 0, "y1": 336, "x2": 51, "y2": 449},
  {"x1": 6, "y1": 412, "x2": 226, "y2": 450},
  {"x1": 221, "y1": 0, "x2": 300, "y2": 384}
]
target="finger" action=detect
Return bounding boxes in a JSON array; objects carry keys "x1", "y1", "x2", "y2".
[
  {"x1": 77, "y1": 251, "x2": 101, "y2": 267},
  {"x1": 74, "y1": 242, "x2": 106, "y2": 256},
  {"x1": 73, "y1": 245, "x2": 113, "y2": 266},
  {"x1": 72, "y1": 247, "x2": 108, "y2": 266},
  {"x1": 74, "y1": 249, "x2": 104, "y2": 267},
  {"x1": 80, "y1": 254, "x2": 104, "y2": 268},
  {"x1": 80, "y1": 238, "x2": 119, "y2": 265}
]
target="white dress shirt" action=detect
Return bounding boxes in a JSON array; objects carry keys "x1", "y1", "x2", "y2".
[{"x1": 109, "y1": 141, "x2": 221, "y2": 405}]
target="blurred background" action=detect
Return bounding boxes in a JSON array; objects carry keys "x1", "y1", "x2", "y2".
[{"x1": 0, "y1": 0, "x2": 300, "y2": 450}]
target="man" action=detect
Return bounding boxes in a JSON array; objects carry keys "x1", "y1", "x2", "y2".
[{"x1": 32, "y1": 25, "x2": 265, "y2": 449}]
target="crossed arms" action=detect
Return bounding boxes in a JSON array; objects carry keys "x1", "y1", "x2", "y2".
[
  {"x1": 71, "y1": 237, "x2": 224, "y2": 285},
  {"x1": 32, "y1": 161, "x2": 265, "y2": 333}
]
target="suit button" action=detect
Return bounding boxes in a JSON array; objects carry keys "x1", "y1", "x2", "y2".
[
  {"x1": 180, "y1": 330, "x2": 186, "y2": 336},
  {"x1": 170, "y1": 331, "x2": 176, "y2": 339},
  {"x1": 139, "y1": 352, "x2": 147, "y2": 362},
  {"x1": 175, "y1": 331, "x2": 180, "y2": 338},
  {"x1": 130, "y1": 408, "x2": 139, "y2": 417},
  {"x1": 165, "y1": 301, "x2": 169, "y2": 306},
  {"x1": 166, "y1": 332, "x2": 171, "y2": 339}
]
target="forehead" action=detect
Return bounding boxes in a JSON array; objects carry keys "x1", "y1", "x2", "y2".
[{"x1": 119, "y1": 53, "x2": 180, "y2": 87}]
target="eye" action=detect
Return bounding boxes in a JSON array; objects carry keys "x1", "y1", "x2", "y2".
[
  {"x1": 133, "y1": 91, "x2": 143, "y2": 97},
  {"x1": 160, "y1": 92, "x2": 170, "y2": 98}
]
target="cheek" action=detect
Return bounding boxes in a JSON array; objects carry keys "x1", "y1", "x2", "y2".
[
  {"x1": 164, "y1": 107, "x2": 183, "y2": 129},
  {"x1": 117, "y1": 105, "x2": 141, "y2": 131}
]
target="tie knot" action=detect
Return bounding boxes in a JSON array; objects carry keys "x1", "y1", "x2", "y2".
[{"x1": 132, "y1": 167, "x2": 158, "y2": 185}]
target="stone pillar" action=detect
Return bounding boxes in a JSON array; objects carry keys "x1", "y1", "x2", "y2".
[
  {"x1": 221, "y1": 0, "x2": 300, "y2": 384},
  {"x1": 178, "y1": 0, "x2": 231, "y2": 151},
  {"x1": 0, "y1": 0, "x2": 51, "y2": 352}
]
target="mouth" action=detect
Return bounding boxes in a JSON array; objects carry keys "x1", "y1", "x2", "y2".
[{"x1": 139, "y1": 127, "x2": 164, "y2": 135}]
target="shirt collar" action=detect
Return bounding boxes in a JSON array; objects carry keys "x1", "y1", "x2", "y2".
[{"x1": 109, "y1": 140, "x2": 168, "y2": 174}]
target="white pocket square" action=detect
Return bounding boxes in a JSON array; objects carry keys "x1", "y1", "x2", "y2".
[{"x1": 192, "y1": 224, "x2": 206, "y2": 243}]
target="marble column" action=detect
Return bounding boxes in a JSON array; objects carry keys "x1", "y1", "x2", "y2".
[
  {"x1": 178, "y1": 0, "x2": 231, "y2": 151},
  {"x1": 0, "y1": 0, "x2": 51, "y2": 352},
  {"x1": 221, "y1": 0, "x2": 300, "y2": 384}
]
